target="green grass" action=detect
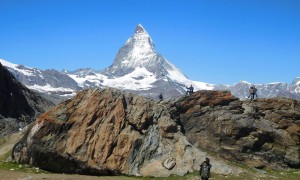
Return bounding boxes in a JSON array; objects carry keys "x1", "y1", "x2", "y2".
[
  {"x1": 125, "y1": 169, "x2": 300, "y2": 180},
  {"x1": 133, "y1": 173, "x2": 197, "y2": 180},
  {"x1": 0, "y1": 134, "x2": 49, "y2": 174},
  {"x1": 0, "y1": 161, "x2": 49, "y2": 174},
  {"x1": 0, "y1": 160, "x2": 299, "y2": 180},
  {"x1": 0, "y1": 150, "x2": 48, "y2": 174}
]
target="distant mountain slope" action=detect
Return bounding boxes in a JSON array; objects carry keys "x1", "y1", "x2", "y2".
[
  {"x1": 229, "y1": 81, "x2": 300, "y2": 100},
  {"x1": 0, "y1": 62, "x2": 54, "y2": 137},
  {"x1": 1, "y1": 24, "x2": 300, "y2": 100},
  {"x1": 0, "y1": 59, "x2": 80, "y2": 97}
]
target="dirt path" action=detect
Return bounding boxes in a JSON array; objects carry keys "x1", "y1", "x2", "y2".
[{"x1": 0, "y1": 170, "x2": 136, "y2": 180}]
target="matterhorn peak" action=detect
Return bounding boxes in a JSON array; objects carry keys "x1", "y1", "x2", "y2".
[
  {"x1": 125, "y1": 24, "x2": 153, "y2": 48},
  {"x1": 102, "y1": 24, "x2": 191, "y2": 91},
  {"x1": 135, "y1": 24, "x2": 147, "y2": 34},
  {"x1": 102, "y1": 24, "x2": 159, "y2": 77}
]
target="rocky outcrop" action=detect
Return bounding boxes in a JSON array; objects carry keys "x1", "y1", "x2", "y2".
[
  {"x1": 12, "y1": 88, "x2": 241, "y2": 177},
  {"x1": 0, "y1": 63, "x2": 54, "y2": 137},
  {"x1": 176, "y1": 90, "x2": 300, "y2": 169},
  {"x1": 12, "y1": 88, "x2": 299, "y2": 177}
]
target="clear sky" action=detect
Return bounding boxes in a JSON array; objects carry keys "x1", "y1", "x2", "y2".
[{"x1": 0, "y1": 0, "x2": 299, "y2": 85}]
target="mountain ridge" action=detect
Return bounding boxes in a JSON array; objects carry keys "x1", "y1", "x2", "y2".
[
  {"x1": 1, "y1": 24, "x2": 300, "y2": 101},
  {"x1": 0, "y1": 62, "x2": 54, "y2": 137}
]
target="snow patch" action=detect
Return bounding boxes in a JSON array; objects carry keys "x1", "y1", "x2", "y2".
[
  {"x1": 68, "y1": 67, "x2": 157, "y2": 91},
  {"x1": 0, "y1": 59, "x2": 17, "y2": 68},
  {"x1": 165, "y1": 60, "x2": 214, "y2": 90},
  {"x1": 240, "y1": 81, "x2": 251, "y2": 84},
  {"x1": 0, "y1": 59, "x2": 35, "y2": 76},
  {"x1": 102, "y1": 67, "x2": 157, "y2": 90},
  {"x1": 268, "y1": 82, "x2": 284, "y2": 85},
  {"x1": 68, "y1": 73, "x2": 106, "y2": 87},
  {"x1": 28, "y1": 84, "x2": 76, "y2": 96},
  {"x1": 294, "y1": 87, "x2": 300, "y2": 93}
]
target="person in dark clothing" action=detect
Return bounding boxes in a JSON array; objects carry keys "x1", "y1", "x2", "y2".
[
  {"x1": 248, "y1": 86, "x2": 258, "y2": 101},
  {"x1": 186, "y1": 84, "x2": 194, "y2": 95},
  {"x1": 254, "y1": 86, "x2": 258, "y2": 99},
  {"x1": 200, "y1": 158, "x2": 212, "y2": 180},
  {"x1": 159, "y1": 93, "x2": 163, "y2": 101}
]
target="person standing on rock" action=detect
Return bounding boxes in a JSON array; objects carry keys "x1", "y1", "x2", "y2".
[
  {"x1": 248, "y1": 86, "x2": 257, "y2": 101},
  {"x1": 199, "y1": 158, "x2": 212, "y2": 180},
  {"x1": 253, "y1": 86, "x2": 258, "y2": 99},
  {"x1": 159, "y1": 93, "x2": 163, "y2": 101}
]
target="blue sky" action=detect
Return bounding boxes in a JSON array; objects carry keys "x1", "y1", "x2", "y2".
[{"x1": 0, "y1": 0, "x2": 299, "y2": 84}]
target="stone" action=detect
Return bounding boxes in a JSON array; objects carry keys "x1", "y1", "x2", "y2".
[
  {"x1": 178, "y1": 91, "x2": 300, "y2": 169},
  {"x1": 162, "y1": 157, "x2": 176, "y2": 170},
  {"x1": 12, "y1": 88, "x2": 241, "y2": 177}
]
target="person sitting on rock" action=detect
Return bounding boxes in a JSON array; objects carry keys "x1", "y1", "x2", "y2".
[
  {"x1": 186, "y1": 84, "x2": 194, "y2": 95},
  {"x1": 200, "y1": 158, "x2": 212, "y2": 180}
]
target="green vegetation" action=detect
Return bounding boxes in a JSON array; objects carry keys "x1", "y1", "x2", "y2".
[
  {"x1": 0, "y1": 145, "x2": 48, "y2": 174},
  {"x1": 0, "y1": 132, "x2": 48, "y2": 174},
  {"x1": 129, "y1": 172, "x2": 198, "y2": 180},
  {"x1": 0, "y1": 161, "x2": 46, "y2": 173},
  {"x1": 125, "y1": 169, "x2": 300, "y2": 180},
  {"x1": 0, "y1": 159, "x2": 299, "y2": 179}
]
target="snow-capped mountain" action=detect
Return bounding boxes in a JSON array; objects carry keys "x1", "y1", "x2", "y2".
[
  {"x1": 0, "y1": 62, "x2": 54, "y2": 136},
  {"x1": 290, "y1": 77, "x2": 300, "y2": 94},
  {"x1": 0, "y1": 59, "x2": 81, "y2": 103},
  {"x1": 67, "y1": 24, "x2": 213, "y2": 98},
  {"x1": 1, "y1": 24, "x2": 300, "y2": 101},
  {"x1": 229, "y1": 81, "x2": 294, "y2": 99}
]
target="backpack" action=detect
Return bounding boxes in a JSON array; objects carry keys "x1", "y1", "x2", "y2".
[{"x1": 249, "y1": 88, "x2": 254, "y2": 94}]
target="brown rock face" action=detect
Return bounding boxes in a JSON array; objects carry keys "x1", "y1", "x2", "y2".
[
  {"x1": 177, "y1": 91, "x2": 300, "y2": 169},
  {"x1": 13, "y1": 88, "x2": 240, "y2": 176},
  {"x1": 13, "y1": 89, "x2": 298, "y2": 177}
]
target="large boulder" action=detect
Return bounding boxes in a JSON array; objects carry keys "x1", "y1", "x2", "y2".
[
  {"x1": 177, "y1": 91, "x2": 300, "y2": 169},
  {"x1": 12, "y1": 88, "x2": 240, "y2": 177}
]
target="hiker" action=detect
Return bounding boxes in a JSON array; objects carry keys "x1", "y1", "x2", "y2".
[
  {"x1": 186, "y1": 84, "x2": 194, "y2": 95},
  {"x1": 199, "y1": 158, "x2": 212, "y2": 180},
  {"x1": 159, "y1": 93, "x2": 163, "y2": 101},
  {"x1": 248, "y1": 86, "x2": 258, "y2": 101},
  {"x1": 254, "y1": 86, "x2": 258, "y2": 99}
]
